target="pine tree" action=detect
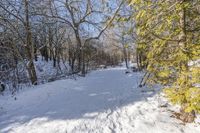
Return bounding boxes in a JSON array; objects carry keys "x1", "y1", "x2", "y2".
[{"x1": 129, "y1": 0, "x2": 200, "y2": 122}]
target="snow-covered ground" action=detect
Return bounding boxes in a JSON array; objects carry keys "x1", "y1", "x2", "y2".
[
  {"x1": 34, "y1": 57, "x2": 69, "y2": 83},
  {"x1": 0, "y1": 67, "x2": 200, "y2": 133}
]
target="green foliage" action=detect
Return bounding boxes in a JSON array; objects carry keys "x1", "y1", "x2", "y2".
[
  {"x1": 128, "y1": 0, "x2": 200, "y2": 113},
  {"x1": 165, "y1": 86, "x2": 200, "y2": 113}
]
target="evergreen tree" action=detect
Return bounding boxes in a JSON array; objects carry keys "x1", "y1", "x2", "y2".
[{"x1": 129, "y1": 0, "x2": 200, "y2": 121}]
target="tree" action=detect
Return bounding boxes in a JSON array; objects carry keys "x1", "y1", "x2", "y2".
[
  {"x1": 24, "y1": 0, "x2": 37, "y2": 85},
  {"x1": 35, "y1": 0, "x2": 124, "y2": 76},
  {"x1": 129, "y1": 0, "x2": 200, "y2": 122},
  {"x1": 0, "y1": 0, "x2": 38, "y2": 85}
]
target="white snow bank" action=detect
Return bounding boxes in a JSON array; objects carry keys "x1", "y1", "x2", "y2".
[{"x1": 34, "y1": 57, "x2": 69, "y2": 83}]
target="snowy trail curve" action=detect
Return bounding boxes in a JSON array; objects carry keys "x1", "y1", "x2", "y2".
[{"x1": 0, "y1": 67, "x2": 200, "y2": 133}]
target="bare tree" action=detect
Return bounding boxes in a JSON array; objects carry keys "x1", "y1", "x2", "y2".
[
  {"x1": 0, "y1": 0, "x2": 37, "y2": 85},
  {"x1": 34, "y1": 0, "x2": 124, "y2": 76},
  {"x1": 24, "y1": 0, "x2": 37, "y2": 84}
]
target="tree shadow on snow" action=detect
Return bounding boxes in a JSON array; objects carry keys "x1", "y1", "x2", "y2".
[{"x1": 0, "y1": 69, "x2": 159, "y2": 132}]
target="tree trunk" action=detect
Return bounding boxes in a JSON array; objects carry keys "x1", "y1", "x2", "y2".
[
  {"x1": 122, "y1": 37, "x2": 129, "y2": 69},
  {"x1": 34, "y1": 42, "x2": 38, "y2": 61},
  {"x1": 81, "y1": 47, "x2": 86, "y2": 76},
  {"x1": 123, "y1": 46, "x2": 129, "y2": 69},
  {"x1": 136, "y1": 49, "x2": 142, "y2": 71},
  {"x1": 48, "y1": 27, "x2": 53, "y2": 61},
  {"x1": 178, "y1": 0, "x2": 195, "y2": 121},
  {"x1": 75, "y1": 29, "x2": 82, "y2": 72},
  {"x1": 74, "y1": 29, "x2": 86, "y2": 75},
  {"x1": 24, "y1": 0, "x2": 37, "y2": 85}
]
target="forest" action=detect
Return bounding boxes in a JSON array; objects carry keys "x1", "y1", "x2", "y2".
[{"x1": 0, "y1": 0, "x2": 200, "y2": 133}]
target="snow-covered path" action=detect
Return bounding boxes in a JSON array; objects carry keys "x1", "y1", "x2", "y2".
[{"x1": 0, "y1": 67, "x2": 200, "y2": 133}]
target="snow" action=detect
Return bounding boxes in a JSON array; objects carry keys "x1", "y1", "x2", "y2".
[
  {"x1": 0, "y1": 67, "x2": 200, "y2": 133},
  {"x1": 34, "y1": 57, "x2": 69, "y2": 83},
  {"x1": 188, "y1": 59, "x2": 200, "y2": 67}
]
